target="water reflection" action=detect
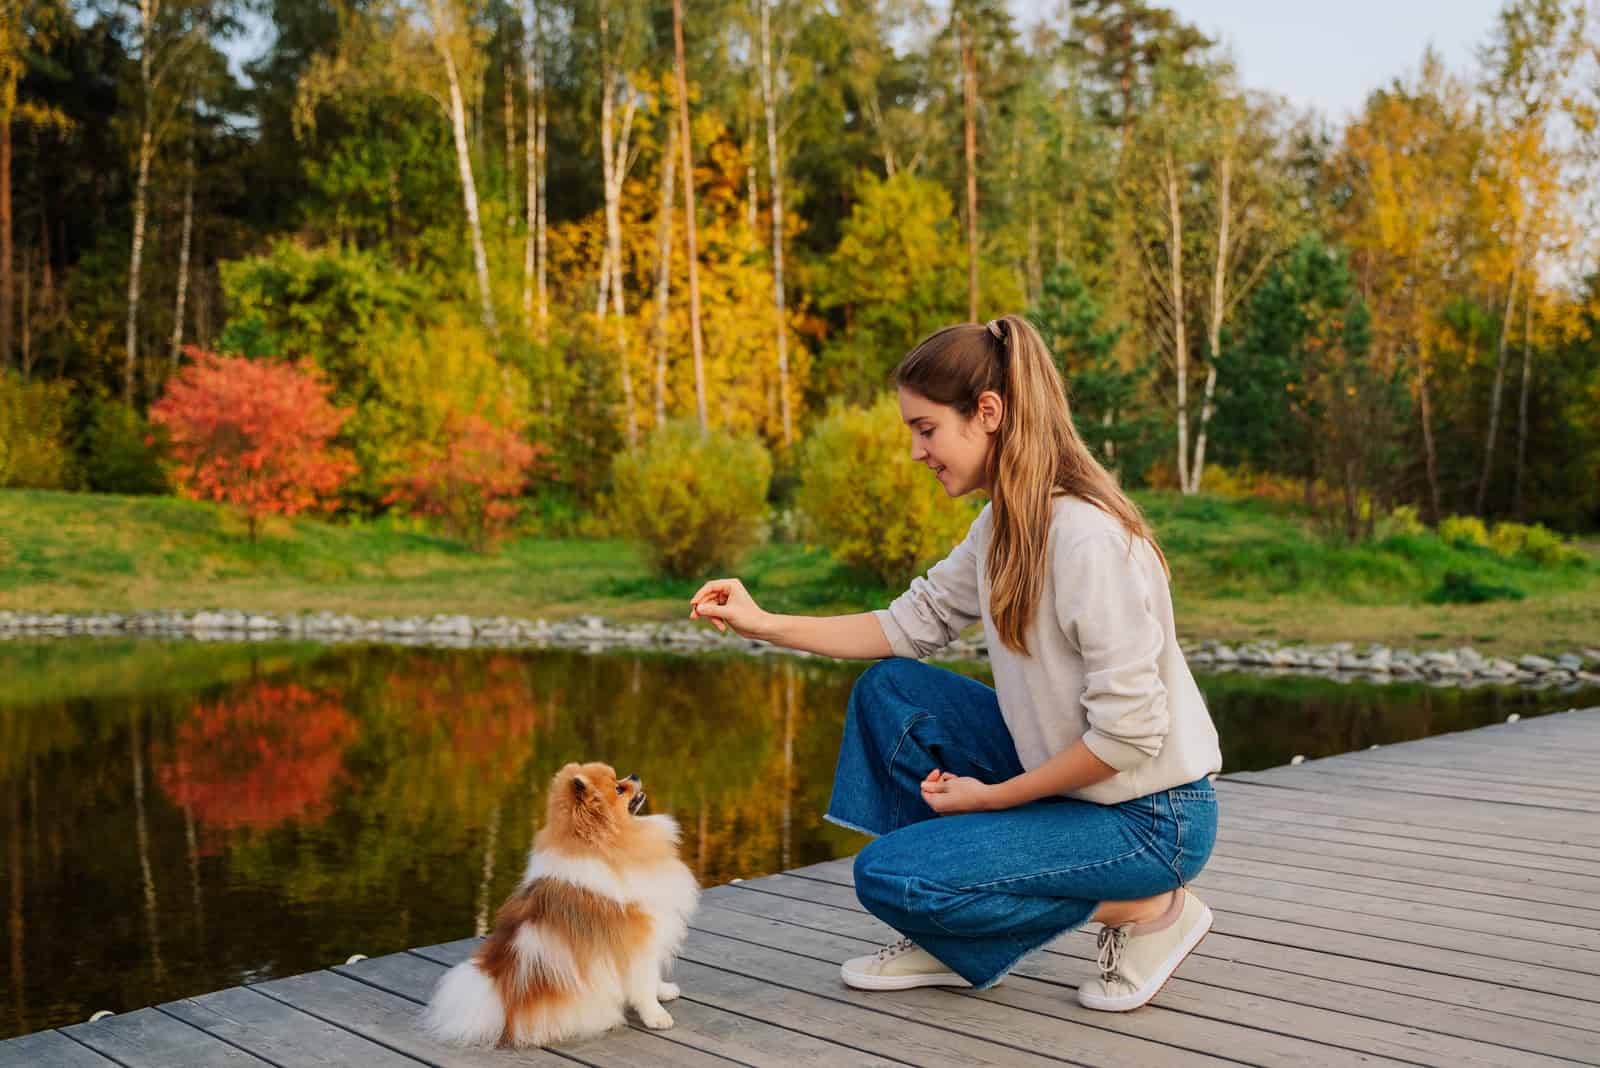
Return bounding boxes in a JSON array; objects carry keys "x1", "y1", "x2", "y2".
[{"x1": 0, "y1": 638, "x2": 1594, "y2": 1039}]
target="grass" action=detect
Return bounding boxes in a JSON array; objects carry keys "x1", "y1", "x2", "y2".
[{"x1": 2, "y1": 488, "x2": 1597, "y2": 658}]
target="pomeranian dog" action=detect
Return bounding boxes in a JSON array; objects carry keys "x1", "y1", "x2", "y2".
[{"x1": 422, "y1": 762, "x2": 699, "y2": 1048}]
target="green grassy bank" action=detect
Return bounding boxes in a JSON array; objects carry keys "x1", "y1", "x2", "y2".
[{"x1": 2, "y1": 489, "x2": 1596, "y2": 658}]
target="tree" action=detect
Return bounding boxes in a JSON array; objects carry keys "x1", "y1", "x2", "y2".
[
  {"x1": 816, "y1": 171, "x2": 967, "y2": 403},
  {"x1": 1330, "y1": 52, "x2": 1482, "y2": 522},
  {"x1": 671, "y1": 0, "x2": 708, "y2": 430},
  {"x1": 1028, "y1": 262, "x2": 1157, "y2": 478},
  {"x1": 297, "y1": 0, "x2": 500, "y2": 352},
  {"x1": 757, "y1": 0, "x2": 793, "y2": 445},
  {"x1": 119, "y1": 0, "x2": 229, "y2": 403},
  {"x1": 389, "y1": 409, "x2": 541, "y2": 551},
  {"x1": 1473, "y1": 0, "x2": 1582, "y2": 514},
  {"x1": 150, "y1": 350, "x2": 355, "y2": 540},
  {"x1": 1, "y1": 0, "x2": 69, "y2": 373}
]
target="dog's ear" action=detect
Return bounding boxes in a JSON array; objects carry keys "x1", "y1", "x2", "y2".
[{"x1": 570, "y1": 774, "x2": 589, "y2": 797}]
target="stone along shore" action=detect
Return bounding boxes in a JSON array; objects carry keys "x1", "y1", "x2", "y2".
[{"x1": 3, "y1": 609, "x2": 1598, "y2": 692}]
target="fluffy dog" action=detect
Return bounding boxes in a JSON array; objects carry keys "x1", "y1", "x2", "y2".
[{"x1": 422, "y1": 763, "x2": 699, "y2": 1048}]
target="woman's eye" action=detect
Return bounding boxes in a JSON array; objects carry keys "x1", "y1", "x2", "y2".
[{"x1": 920, "y1": 428, "x2": 934, "y2": 439}]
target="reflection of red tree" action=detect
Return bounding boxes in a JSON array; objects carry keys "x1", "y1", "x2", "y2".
[
  {"x1": 159, "y1": 682, "x2": 358, "y2": 830},
  {"x1": 384, "y1": 655, "x2": 539, "y2": 790}
]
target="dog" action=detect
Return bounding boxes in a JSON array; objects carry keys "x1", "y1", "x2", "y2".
[{"x1": 422, "y1": 762, "x2": 699, "y2": 1048}]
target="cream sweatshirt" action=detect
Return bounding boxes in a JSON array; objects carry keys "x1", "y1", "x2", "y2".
[{"x1": 873, "y1": 495, "x2": 1222, "y2": 805}]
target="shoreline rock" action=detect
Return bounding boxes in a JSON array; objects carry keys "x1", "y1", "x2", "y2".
[{"x1": 1, "y1": 610, "x2": 1598, "y2": 693}]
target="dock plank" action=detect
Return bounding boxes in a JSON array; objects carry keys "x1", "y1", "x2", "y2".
[
  {"x1": 0, "y1": 1030, "x2": 119, "y2": 1068},
  {"x1": 162, "y1": 985, "x2": 425, "y2": 1067},
  {"x1": 60, "y1": 1007, "x2": 273, "y2": 1067}
]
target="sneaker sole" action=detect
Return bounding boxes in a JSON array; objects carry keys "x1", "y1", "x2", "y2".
[
  {"x1": 1077, "y1": 904, "x2": 1214, "y2": 1012},
  {"x1": 839, "y1": 967, "x2": 974, "y2": 991}
]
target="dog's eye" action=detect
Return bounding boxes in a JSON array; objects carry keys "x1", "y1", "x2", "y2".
[{"x1": 615, "y1": 784, "x2": 627, "y2": 795}]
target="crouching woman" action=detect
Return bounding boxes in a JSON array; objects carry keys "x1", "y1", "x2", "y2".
[{"x1": 690, "y1": 314, "x2": 1221, "y2": 1011}]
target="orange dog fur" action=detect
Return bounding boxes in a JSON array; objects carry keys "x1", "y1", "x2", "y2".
[{"x1": 422, "y1": 763, "x2": 699, "y2": 1048}]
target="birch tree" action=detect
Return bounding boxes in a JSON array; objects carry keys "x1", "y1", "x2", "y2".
[
  {"x1": 298, "y1": 0, "x2": 500, "y2": 353},
  {"x1": 594, "y1": 0, "x2": 641, "y2": 445},
  {"x1": 757, "y1": 0, "x2": 791, "y2": 444},
  {"x1": 672, "y1": 0, "x2": 707, "y2": 430},
  {"x1": 120, "y1": 0, "x2": 215, "y2": 402}
]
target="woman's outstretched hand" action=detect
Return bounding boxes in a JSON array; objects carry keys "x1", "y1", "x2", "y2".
[
  {"x1": 920, "y1": 769, "x2": 995, "y2": 815},
  {"x1": 689, "y1": 578, "x2": 770, "y2": 639}
]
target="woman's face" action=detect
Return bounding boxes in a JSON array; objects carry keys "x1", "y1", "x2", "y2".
[{"x1": 898, "y1": 386, "x2": 1001, "y2": 498}]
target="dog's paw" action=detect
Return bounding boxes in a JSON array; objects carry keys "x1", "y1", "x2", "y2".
[
  {"x1": 638, "y1": 1005, "x2": 674, "y2": 1030},
  {"x1": 657, "y1": 981, "x2": 680, "y2": 1003}
]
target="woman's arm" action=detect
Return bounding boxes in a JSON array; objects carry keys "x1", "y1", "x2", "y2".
[
  {"x1": 921, "y1": 738, "x2": 1119, "y2": 814},
  {"x1": 690, "y1": 579, "x2": 893, "y2": 659}
]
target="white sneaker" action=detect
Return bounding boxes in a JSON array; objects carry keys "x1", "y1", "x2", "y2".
[
  {"x1": 1077, "y1": 888, "x2": 1213, "y2": 1012},
  {"x1": 840, "y1": 937, "x2": 972, "y2": 990}
]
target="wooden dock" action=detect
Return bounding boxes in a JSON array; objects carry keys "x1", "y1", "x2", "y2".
[{"x1": 6, "y1": 707, "x2": 1598, "y2": 1067}]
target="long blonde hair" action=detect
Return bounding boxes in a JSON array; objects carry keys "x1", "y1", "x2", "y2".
[{"x1": 894, "y1": 313, "x2": 1166, "y2": 656}]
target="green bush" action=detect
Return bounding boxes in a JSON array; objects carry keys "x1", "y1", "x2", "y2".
[
  {"x1": 0, "y1": 372, "x2": 74, "y2": 489},
  {"x1": 796, "y1": 395, "x2": 980, "y2": 587},
  {"x1": 611, "y1": 421, "x2": 772, "y2": 579},
  {"x1": 81, "y1": 397, "x2": 167, "y2": 495},
  {"x1": 1488, "y1": 521, "x2": 1585, "y2": 567},
  {"x1": 1378, "y1": 504, "x2": 1426, "y2": 538},
  {"x1": 1438, "y1": 515, "x2": 1490, "y2": 549},
  {"x1": 1424, "y1": 570, "x2": 1525, "y2": 605}
]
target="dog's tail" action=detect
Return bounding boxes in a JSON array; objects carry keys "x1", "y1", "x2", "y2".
[{"x1": 421, "y1": 958, "x2": 505, "y2": 1047}]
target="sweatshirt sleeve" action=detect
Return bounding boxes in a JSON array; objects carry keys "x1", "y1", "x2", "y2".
[
  {"x1": 873, "y1": 508, "x2": 987, "y2": 660},
  {"x1": 1054, "y1": 529, "x2": 1170, "y2": 771}
]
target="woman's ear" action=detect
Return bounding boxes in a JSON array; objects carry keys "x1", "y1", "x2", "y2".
[{"x1": 976, "y1": 390, "x2": 1004, "y2": 433}]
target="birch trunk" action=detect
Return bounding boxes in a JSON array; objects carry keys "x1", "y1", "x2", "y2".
[
  {"x1": 672, "y1": 0, "x2": 708, "y2": 431},
  {"x1": 1476, "y1": 259, "x2": 1520, "y2": 515},
  {"x1": 1163, "y1": 148, "x2": 1189, "y2": 493},
  {"x1": 503, "y1": 20, "x2": 516, "y2": 238},
  {"x1": 652, "y1": 121, "x2": 676, "y2": 428},
  {"x1": 430, "y1": 0, "x2": 501, "y2": 351},
  {"x1": 1417, "y1": 341, "x2": 1442, "y2": 524},
  {"x1": 1189, "y1": 149, "x2": 1230, "y2": 495},
  {"x1": 1513, "y1": 296, "x2": 1532, "y2": 520},
  {"x1": 960, "y1": 22, "x2": 979, "y2": 322},
  {"x1": 525, "y1": 0, "x2": 549, "y2": 416},
  {"x1": 0, "y1": 96, "x2": 11, "y2": 369},
  {"x1": 169, "y1": 113, "x2": 195, "y2": 369},
  {"x1": 758, "y1": 0, "x2": 791, "y2": 445},
  {"x1": 597, "y1": 0, "x2": 638, "y2": 444}
]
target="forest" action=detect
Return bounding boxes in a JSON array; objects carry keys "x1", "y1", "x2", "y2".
[{"x1": 4, "y1": 0, "x2": 1600, "y2": 542}]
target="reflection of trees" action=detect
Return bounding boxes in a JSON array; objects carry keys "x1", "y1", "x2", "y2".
[{"x1": 158, "y1": 682, "x2": 358, "y2": 832}]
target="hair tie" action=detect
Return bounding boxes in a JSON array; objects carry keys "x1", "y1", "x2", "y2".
[{"x1": 986, "y1": 318, "x2": 1008, "y2": 342}]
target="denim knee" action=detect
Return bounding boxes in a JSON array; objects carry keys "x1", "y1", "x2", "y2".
[{"x1": 851, "y1": 658, "x2": 917, "y2": 712}]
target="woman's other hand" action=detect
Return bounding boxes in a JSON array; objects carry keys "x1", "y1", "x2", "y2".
[
  {"x1": 920, "y1": 769, "x2": 995, "y2": 815},
  {"x1": 689, "y1": 578, "x2": 770, "y2": 639}
]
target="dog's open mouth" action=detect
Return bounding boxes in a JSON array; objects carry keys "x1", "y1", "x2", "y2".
[{"x1": 628, "y1": 789, "x2": 647, "y2": 815}]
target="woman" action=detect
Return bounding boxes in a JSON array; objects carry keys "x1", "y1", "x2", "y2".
[{"x1": 689, "y1": 314, "x2": 1221, "y2": 1012}]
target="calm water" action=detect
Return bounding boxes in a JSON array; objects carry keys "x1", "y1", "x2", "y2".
[{"x1": 2, "y1": 637, "x2": 1595, "y2": 1039}]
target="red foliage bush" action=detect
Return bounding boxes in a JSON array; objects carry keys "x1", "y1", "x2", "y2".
[
  {"x1": 388, "y1": 410, "x2": 542, "y2": 551},
  {"x1": 150, "y1": 349, "x2": 355, "y2": 539}
]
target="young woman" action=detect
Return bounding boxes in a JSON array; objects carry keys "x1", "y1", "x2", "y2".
[{"x1": 688, "y1": 315, "x2": 1221, "y2": 1012}]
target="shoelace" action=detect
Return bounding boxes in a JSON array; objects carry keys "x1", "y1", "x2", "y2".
[
  {"x1": 874, "y1": 937, "x2": 916, "y2": 962},
  {"x1": 1096, "y1": 925, "x2": 1129, "y2": 982}
]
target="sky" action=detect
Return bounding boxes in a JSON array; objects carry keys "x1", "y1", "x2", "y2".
[{"x1": 1010, "y1": 0, "x2": 1509, "y2": 124}]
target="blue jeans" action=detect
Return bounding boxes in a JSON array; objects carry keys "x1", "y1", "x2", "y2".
[{"x1": 825, "y1": 658, "x2": 1218, "y2": 989}]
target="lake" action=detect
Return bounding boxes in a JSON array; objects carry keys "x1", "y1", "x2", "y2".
[{"x1": 2, "y1": 637, "x2": 1595, "y2": 1039}]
